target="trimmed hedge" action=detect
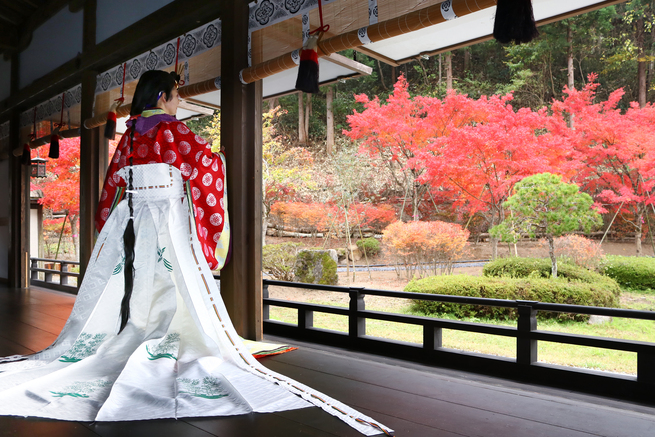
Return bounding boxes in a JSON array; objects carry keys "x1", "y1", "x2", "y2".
[
  {"x1": 356, "y1": 237, "x2": 381, "y2": 257},
  {"x1": 600, "y1": 255, "x2": 655, "y2": 291},
  {"x1": 406, "y1": 275, "x2": 619, "y2": 321},
  {"x1": 483, "y1": 257, "x2": 620, "y2": 296}
]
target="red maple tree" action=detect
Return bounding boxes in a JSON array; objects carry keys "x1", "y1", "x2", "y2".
[
  {"x1": 31, "y1": 138, "x2": 118, "y2": 258},
  {"x1": 344, "y1": 76, "x2": 487, "y2": 221},
  {"x1": 551, "y1": 75, "x2": 655, "y2": 255},
  {"x1": 414, "y1": 94, "x2": 571, "y2": 258}
]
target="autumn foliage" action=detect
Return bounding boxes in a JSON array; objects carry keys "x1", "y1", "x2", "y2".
[
  {"x1": 382, "y1": 220, "x2": 469, "y2": 279},
  {"x1": 538, "y1": 235, "x2": 604, "y2": 270}
]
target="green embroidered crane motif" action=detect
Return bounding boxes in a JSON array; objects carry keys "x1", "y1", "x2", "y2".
[
  {"x1": 157, "y1": 246, "x2": 173, "y2": 272},
  {"x1": 177, "y1": 376, "x2": 228, "y2": 400},
  {"x1": 112, "y1": 256, "x2": 125, "y2": 275},
  {"x1": 146, "y1": 333, "x2": 180, "y2": 360},
  {"x1": 59, "y1": 333, "x2": 107, "y2": 363},
  {"x1": 50, "y1": 379, "x2": 111, "y2": 398}
]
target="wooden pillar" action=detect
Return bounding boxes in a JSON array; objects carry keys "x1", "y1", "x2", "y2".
[
  {"x1": 79, "y1": 71, "x2": 102, "y2": 278},
  {"x1": 221, "y1": 1, "x2": 263, "y2": 340},
  {"x1": 79, "y1": 0, "x2": 106, "y2": 278},
  {"x1": 8, "y1": 52, "x2": 29, "y2": 290}
]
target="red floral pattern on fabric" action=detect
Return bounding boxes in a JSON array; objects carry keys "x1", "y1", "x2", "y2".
[{"x1": 96, "y1": 121, "x2": 225, "y2": 269}]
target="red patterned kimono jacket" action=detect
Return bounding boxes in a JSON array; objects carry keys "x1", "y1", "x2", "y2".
[{"x1": 96, "y1": 113, "x2": 225, "y2": 270}]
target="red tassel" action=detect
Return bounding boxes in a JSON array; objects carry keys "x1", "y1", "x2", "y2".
[
  {"x1": 295, "y1": 34, "x2": 320, "y2": 94},
  {"x1": 105, "y1": 110, "x2": 117, "y2": 139},
  {"x1": 49, "y1": 134, "x2": 60, "y2": 159},
  {"x1": 21, "y1": 143, "x2": 31, "y2": 165}
]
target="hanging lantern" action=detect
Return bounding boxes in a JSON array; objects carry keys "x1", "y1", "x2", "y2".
[{"x1": 31, "y1": 157, "x2": 46, "y2": 178}]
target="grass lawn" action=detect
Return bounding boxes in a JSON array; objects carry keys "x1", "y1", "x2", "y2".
[{"x1": 268, "y1": 289, "x2": 655, "y2": 375}]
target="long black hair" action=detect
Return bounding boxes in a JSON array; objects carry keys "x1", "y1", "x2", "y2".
[
  {"x1": 130, "y1": 70, "x2": 180, "y2": 116},
  {"x1": 118, "y1": 70, "x2": 178, "y2": 334}
]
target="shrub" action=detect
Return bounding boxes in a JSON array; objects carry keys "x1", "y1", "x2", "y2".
[
  {"x1": 262, "y1": 243, "x2": 302, "y2": 281},
  {"x1": 406, "y1": 275, "x2": 619, "y2": 321},
  {"x1": 350, "y1": 203, "x2": 396, "y2": 231},
  {"x1": 600, "y1": 255, "x2": 655, "y2": 291},
  {"x1": 383, "y1": 220, "x2": 469, "y2": 279},
  {"x1": 356, "y1": 237, "x2": 381, "y2": 257},
  {"x1": 483, "y1": 257, "x2": 620, "y2": 296},
  {"x1": 270, "y1": 202, "x2": 329, "y2": 233},
  {"x1": 537, "y1": 234, "x2": 603, "y2": 269}
]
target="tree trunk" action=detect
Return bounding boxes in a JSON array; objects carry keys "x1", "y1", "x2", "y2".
[
  {"x1": 438, "y1": 53, "x2": 443, "y2": 88},
  {"x1": 464, "y1": 48, "x2": 470, "y2": 73},
  {"x1": 548, "y1": 235, "x2": 557, "y2": 278},
  {"x1": 636, "y1": 207, "x2": 644, "y2": 256},
  {"x1": 446, "y1": 52, "x2": 453, "y2": 91},
  {"x1": 326, "y1": 86, "x2": 334, "y2": 155},
  {"x1": 567, "y1": 24, "x2": 575, "y2": 129},
  {"x1": 69, "y1": 214, "x2": 79, "y2": 259},
  {"x1": 304, "y1": 93, "x2": 311, "y2": 141},
  {"x1": 490, "y1": 235, "x2": 499, "y2": 260},
  {"x1": 298, "y1": 92, "x2": 306, "y2": 144},
  {"x1": 637, "y1": 18, "x2": 647, "y2": 108},
  {"x1": 262, "y1": 213, "x2": 268, "y2": 247}
]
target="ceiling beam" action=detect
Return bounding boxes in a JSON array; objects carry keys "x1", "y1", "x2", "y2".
[
  {"x1": 324, "y1": 53, "x2": 373, "y2": 75},
  {"x1": 178, "y1": 99, "x2": 214, "y2": 116},
  {"x1": 0, "y1": 0, "x2": 229, "y2": 121}
]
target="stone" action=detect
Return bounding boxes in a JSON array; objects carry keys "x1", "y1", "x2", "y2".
[
  {"x1": 294, "y1": 250, "x2": 338, "y2": 285},
  {"x1": 588, "y1": 315, "x2": 612, "y2": 325},
  {"x1": 348, "y1": 244, "x2": 362, "y2": 261}
]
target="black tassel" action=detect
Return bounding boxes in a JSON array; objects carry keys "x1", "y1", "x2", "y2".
[
  {"x1": 105, "y1": 110, "x2": 117, "y2": 139},
  {"x1": 21, "y1": 143, "x2": 31, "y2": 166},
  {"x1": 119, "y1": 217, "x2": 135, "y2": 334},
  {"x1": 295, "y1": 34, "x2": 320, "y2": 94},
  {"x1": 493, "y1": 0, "x2": 539, "y2": 44},
  {"x1": 48, "y1": 134, "x2": 60, "y2": 159}
]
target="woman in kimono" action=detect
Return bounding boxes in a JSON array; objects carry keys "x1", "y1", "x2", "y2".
[{"x1": 0, "y1": 71, "x2": 391, "y2": 436}]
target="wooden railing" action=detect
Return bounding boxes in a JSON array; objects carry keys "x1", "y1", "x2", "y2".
[
  {"x1": 30, "y1": 257, "x2": 79, "y2": 293},
  {"x1": 262, "y1": 279, "x2": 655, "y2": 405}
]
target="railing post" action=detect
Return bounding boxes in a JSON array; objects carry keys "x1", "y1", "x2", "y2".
[
  {"x1": 60, "y1": 262, "x2": 69, "y2": 286},
  {"x1": 349, "y1": 287, "x2": 366, "y2": 340},
  {"x1": 298, "y1": 304, "x2": 314, "y2": 333},
  {"x1": 637, "y1": 351, "x2": 655, "y2": 385},
  {"x1": 44, "y1": 262, "x2": 53, "y2": 283},
  {"x1": 262, "y1": 282, "x2": 270, "y2": 321},
  {"x1": 30, "y1": 258, "x2": 38, "y2": 281},
  {"x1": 517, "y1": 301, "x2": 538, "y2": 366},
  {"x1": 423, "y1": 324, "x2": 442, "y2": 352}
]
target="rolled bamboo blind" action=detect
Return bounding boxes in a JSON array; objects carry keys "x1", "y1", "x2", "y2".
[{"x1": 241, "y1": 0, "x2": 497, "y2": 84}]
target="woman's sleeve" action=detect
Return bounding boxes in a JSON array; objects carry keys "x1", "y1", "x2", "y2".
[
  {"x1": 163, "y1": 122, "x2": 226, "y2": 269},
  {"x1": 95, "y1": 135, "x2": 127, "y2": 233}
]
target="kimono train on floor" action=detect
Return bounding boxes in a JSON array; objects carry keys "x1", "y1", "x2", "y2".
[{"x1": 0, "y1": 164, "x2": 391, "y2": 436}]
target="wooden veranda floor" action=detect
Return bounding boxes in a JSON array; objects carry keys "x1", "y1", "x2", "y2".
[{"x1": 1, "y1": 285, "x2": 655, "y2": 437}]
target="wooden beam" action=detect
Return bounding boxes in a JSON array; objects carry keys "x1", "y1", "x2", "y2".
[
  {"x1": 220, "y1": 0, "x2": 262, "y2": 341},
  {"x1": 0, "y1": 0, "x2": 226, "y2": 121},
  {"x1": 355, "y1": 47, "x2": 400, "y2": 67},
  {"x1": 324, "y1": 53, "x2": 373, "y2": 75},
  {"x1": 185, "y1": 98, "x2": 221, "y2": 111},
  {"x1": 178, "y1": 99, "x2": 214, "y2": 116}
]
